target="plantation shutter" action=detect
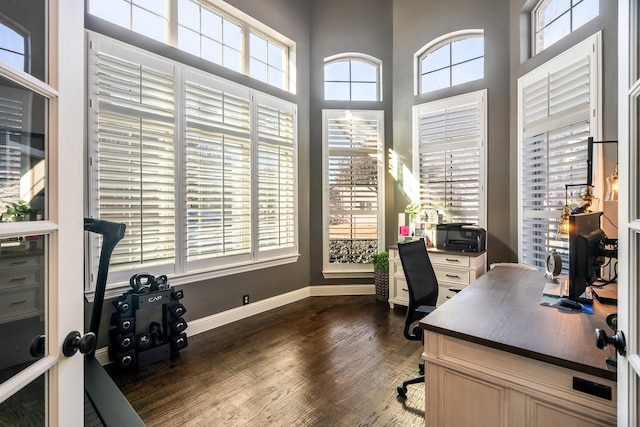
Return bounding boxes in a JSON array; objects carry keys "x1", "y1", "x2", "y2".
[
  {"x1": 257, "y1": 100, "x2": 296, "y2": 253},
  {"x1": 325, "y1": 110, "x2": 382, "y2": 265},
  {"x1": 184, "y1": 73, "x2": 252, "y2": 264},
  {"x1": 415, "y1": 91, "x2": 485, "y2": 225},
  {"x1": 0, "y1": 87, "x2": 27, "y2": 205},
  {"x1": 88, "y1": 39, "x2": 176, "y2": 275},
  {"x1": 519, "y1": 35, "x2": 598, "y2": 269}
]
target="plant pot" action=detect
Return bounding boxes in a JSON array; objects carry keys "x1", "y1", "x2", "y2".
[{"x1": 374, "y1": 270, "x2": 389, "y2": 301}]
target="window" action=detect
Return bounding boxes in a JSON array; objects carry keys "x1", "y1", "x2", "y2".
[
  {"x1": 533, "y1": 0, "x2": 599, "y2": 54},
  {"x1": 416, "y1": 31, "x2": 484, "y2": 94},
  {"x1": 413, "y1": 90, "x2": 486, "y2": 226},
  {"x1": 88, "y1": 0, "x2": 295, "y2": 92},
  {"x1": 250, "y1": 32, "x2": 287, "y2": 89},
  {"x1": 322, "y1": 110, "x2": 384, "y2": 276},
  {"x1": 88, "y1": 0, "x2": 169, "y2": 43},
  {"x1": 87, "y1": 32, "x2": 297, "y2": 288},
  {"x1": 518, "y1": 33, "x2": 601, "y2": 269},
  {"x1": 324, "y1": 54, "x2": 381, "y2": 101},
  {"x1": 177, "y1": 0, "x2": 242, "y2": 72},
  {"x1": 0, "y1": 16, "x2": 29, "y2": 72}
]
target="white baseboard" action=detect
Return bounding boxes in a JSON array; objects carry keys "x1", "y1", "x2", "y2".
[
  {"x1": 186, "y1": 287, "x2": 310, "y2": 336},
  {"x1": 95, "y1": 284, "x2": 375, "y2": 366},
  {"x1": 309, "y1": 284, "x2": 375, "y2": 296}
]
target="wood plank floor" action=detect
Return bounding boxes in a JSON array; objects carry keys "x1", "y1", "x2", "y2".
[{"x1": 106, "y1": 295, "x2": 426, "y2": 426}]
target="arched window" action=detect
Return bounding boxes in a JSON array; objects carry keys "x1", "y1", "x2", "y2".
[
  {"x1": 324, "y1": 54, "x2": 381, "y2": 101},
  {"x1": 533, "y1": 0, "x2": 599, "y2": 54},
  {"x1": 0, "y1": 15, "x2": 29, "y2": 72},
  {"x1": 416, "y1": 30, "x2": 484, "y2": 95}
]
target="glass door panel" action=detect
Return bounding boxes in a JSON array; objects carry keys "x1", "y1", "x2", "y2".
[
  {"x1": 0, "y1": 373, "x2": 45, "y2": 425},
  {"x1": 0, "y1": 75, "x2": 47, "y2": 222},
  {"x1": 0, "y1": 234, "x2": 46, "y2": 381}
]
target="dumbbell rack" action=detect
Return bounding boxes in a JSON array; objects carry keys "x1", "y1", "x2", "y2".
[{"x1": 109, "y1": 286, "x2": 188, "y2": 369}]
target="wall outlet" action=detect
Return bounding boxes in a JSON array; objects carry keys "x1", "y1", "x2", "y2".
[{"x1": 243, "y1": 295, "x2": 249, "y2": 305}]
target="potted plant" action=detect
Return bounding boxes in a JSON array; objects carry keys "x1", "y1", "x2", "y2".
[
  {"x1": 2, "y1": 199, "x2": 35, "y2": 222},
  {"x1": 373, "y1": 251, "x2": 389, "y2": 301}
]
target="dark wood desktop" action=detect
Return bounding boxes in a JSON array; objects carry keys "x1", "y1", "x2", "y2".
[{"x1": 420, "y1": 266, "x2": 617, "y2": 426}]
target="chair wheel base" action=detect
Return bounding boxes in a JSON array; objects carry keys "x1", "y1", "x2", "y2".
[{"x1": 397, "y1": 386, "x2": 407, "y2": 397}]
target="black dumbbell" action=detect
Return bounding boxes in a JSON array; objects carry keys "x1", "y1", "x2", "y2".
[
  {"x1": 116, "y1": 349, "x2": 136, "y2": 368},
  {"x1": 171, "y1": 289, "x2": 184, "y2": 300},
  {"x1": 170, "y1": 318, "x2": 188, "y2": 335},
  {"x1": 170, "y1": 303, "x2": 187, "y2": 319},
  {"x1": 170, "y1": 333, "x2": 188, "y2": 352},
  {"x1": 113, "y1": 297, "x2": 131, "y2": 314},
  {"x1": 115, "y1": 317, "x2": 134, "y2": 333}
]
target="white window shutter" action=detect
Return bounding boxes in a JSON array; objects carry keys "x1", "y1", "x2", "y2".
[
  {"x1": 519, "y1": 34, "x2": 599, "y2": 269},
  {"x1": 257, "y1": 101, "x2": 296, "y2": 253},
  {"x1": 415, "y1": 91, "x2": 485, "y2": 225},
  {"x1": 0, "y1": 88, "x2": 27, "y2": 205},
  {"x1": 325, "y1": 111, "x2": 383, "y2": 266},
  {"x1": 184, "y1": 78, "x2": 252, "y2": 263},
  {"x1": 90, "y1": 45, "x2": 176, "y2": 274}
]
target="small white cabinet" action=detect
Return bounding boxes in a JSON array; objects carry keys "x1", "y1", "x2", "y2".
[{"x1": 388, "y1": 245, "x2": 486, "y2": 308}]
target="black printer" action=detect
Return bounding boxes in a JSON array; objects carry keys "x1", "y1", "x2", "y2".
[{"x1": 436, "y1": 223, "x2": 486, "y2": 252}]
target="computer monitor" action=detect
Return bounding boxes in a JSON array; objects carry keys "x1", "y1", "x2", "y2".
[{"x1": 568, "y1": 212, "x2": 605, "y2": 302}]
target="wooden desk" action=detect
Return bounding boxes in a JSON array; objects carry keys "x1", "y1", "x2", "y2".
[{"x1": 420, "y1": 266, "x2": 617, "y2": 427}]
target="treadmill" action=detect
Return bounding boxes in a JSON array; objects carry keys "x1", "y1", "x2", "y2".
[{"x1": 83, "y1": 218, "x2": 144, "y2": 426}]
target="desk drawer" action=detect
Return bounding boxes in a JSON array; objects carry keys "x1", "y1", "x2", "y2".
[
  {"x1": 435, "y1": 268, "x2": 470, "y2": 286},
  {"x1": 429, "y1": 252, "x2": 470, "y2": 268},
  {"x1": 0, "y1": 286, "x2": 39, "y2": 321},
  {"x1": 393, "y1": 277, "x2": 409, "y2": 302},
  {"x1": 0, "y1": 271, "x2": 39, "y2": 290},
  {"x1": 0, "y1": 255, "x2": 40, "y2": 270}
]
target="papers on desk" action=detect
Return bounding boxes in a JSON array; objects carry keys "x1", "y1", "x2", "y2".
[{"x1": 542, "y1": 280, "x2": 567, "y2": 297}]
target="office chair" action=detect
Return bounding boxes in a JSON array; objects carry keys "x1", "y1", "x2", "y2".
[{"x1": 396, "y1": 239, "x2": 440, "y2": 398}]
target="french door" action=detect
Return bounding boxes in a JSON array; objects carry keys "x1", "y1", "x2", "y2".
[
  {"x1": 0, "y1": 1, "x2": 85, "y2": 425},
  {"x1": 618, "y1": 0, "x2": 640, "y2": 424}
]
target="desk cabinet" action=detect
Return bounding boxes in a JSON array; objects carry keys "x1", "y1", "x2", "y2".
[
  {"x1": 424, "y1": 332, "x2": 616, "y2": 426},
  {"x1": 0, "y1": 247, "x2": 44, "y2": 324},
  {"x1": 388, "y1": 247, "x2": 486, "y2": 308}
]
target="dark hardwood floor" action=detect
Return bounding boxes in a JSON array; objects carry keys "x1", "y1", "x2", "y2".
[{"x1": 106, "y1": 295, "x2": 426, "y2": 426}]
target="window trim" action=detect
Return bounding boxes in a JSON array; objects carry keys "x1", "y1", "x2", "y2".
[
  {"x1": 321, "y1": 109, "x2": 385, "y2": 278},
  {"x1": 414, "y1": 29, "x2": 484, "y2": 95},
  {"x1": 323, "y1": 53, "x2": 382, "y2": 102},
  {"x1": 412, "y1": 89, "x2": 487, "y2": 228}
]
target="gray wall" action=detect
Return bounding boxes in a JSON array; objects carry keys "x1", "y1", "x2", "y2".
[
  {"x1": 308, "y1": 0, "x2": 394, "y2": 285},
  {"x1": 392, "y1": 0, "x2": 512, "y2": 265}
]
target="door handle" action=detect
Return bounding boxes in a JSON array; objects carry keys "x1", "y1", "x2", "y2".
[
  {"x1": 595, "y1": 328, "x2": 626, "y2": 356},
  {"x1": 62, "y1": 331, "x2": 97, "y2": 357}
]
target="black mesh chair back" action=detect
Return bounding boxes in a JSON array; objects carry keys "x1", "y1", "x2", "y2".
[{"x1": 397, "y1": 239, "x2": 438, "y2": 341}]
